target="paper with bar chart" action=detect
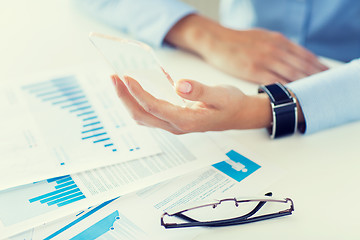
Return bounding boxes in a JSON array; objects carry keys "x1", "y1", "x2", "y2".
[
  {"x1": 25, "y1": 198, "x2": 149, "y2": 240},
  {"x1": 0, "y1": 174, "x2": 124, "y2": 239},
  {"x1": 0, "y1": 175, "x2": 84, "y2": 238},
  {"x1": 34, "y1": 199, "x2": 150, "y2": 240},
  {"x1": 0, "y1": 127, "x2": 228, "y2": 238},
  {"x1": 16, "y1": 149, "x2": 281, "y2": 240},
  {"x1": 0, "y1": 69, "x2": 160, "y2": 191}
]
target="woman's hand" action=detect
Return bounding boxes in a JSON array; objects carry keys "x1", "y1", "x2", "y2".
[
  {"x1": 165, "y1": 14, "x2": 328, "y2": 85},
  {"x1": 111, "y1": 75, "x2": 273, "y2": 134}
]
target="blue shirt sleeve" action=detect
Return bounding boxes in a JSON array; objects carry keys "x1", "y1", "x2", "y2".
[
  {"x1": 74, "y1": 0, "x2": 196, "y2": 47},
  {"x1": 286, "y1": 59, "x2": 360, "y2": 134}
]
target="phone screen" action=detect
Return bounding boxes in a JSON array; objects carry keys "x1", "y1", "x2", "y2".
[{"x1": 89, "y1": 32, "x2": 185, "y2": 106}]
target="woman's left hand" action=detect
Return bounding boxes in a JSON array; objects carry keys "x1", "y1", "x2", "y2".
[{"x1": 111, "y1": 75, "x2": 272, "y2": 135}]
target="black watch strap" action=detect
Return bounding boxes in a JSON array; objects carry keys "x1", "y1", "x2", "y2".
[{"x1": 258, "y1": 83, "x2": 297, "y2": 138}]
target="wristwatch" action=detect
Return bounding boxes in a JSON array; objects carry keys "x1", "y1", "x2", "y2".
[{"x1": 258, "y1": 83, "x2": 297, "y2": 138}]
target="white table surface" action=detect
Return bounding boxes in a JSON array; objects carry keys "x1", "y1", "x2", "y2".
[{"x1": 1, "y1": 1, "x2": 360, "y2": 239}]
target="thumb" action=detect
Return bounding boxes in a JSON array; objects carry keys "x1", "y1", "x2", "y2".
[{"x1": 175, "y1": 79, "x2": 223, "y2": 106}]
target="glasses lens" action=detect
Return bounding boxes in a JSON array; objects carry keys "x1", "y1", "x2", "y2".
[
  {"x1": 176, "y1": 200, "x2": 289, "y2": 223},
  {"x1": 180, "y1": 200, "x2": 259, "y2": 222}
]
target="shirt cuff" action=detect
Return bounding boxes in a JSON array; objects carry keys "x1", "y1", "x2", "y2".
[
  {"x1": 74, "y1": 0, "x2": 196, "y2": 48},
  {"x1": 144, "y1": 3, "x2": 197, "y2": 47},
  {"x1": 286, "y1": 58, "x2": 360, "y2": 134}
]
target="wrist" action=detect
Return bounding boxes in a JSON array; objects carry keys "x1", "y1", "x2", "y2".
[
  {"x1": 234, "y1": 94, "x2": 273, "y2": 130},
  {"x1": 234, "y1": 90, "x2": 305, "y2": 132}
]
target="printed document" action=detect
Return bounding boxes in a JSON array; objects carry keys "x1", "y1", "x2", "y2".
[
  {"x1": 0, "y1": 129, "x2": 226, "y2": 238},
  {"x1": 8, "y1": 147, "x2": 282, "y2": 240},
  {"x1": 0, "y1": 68, "x2": 161, "y2": 190}
]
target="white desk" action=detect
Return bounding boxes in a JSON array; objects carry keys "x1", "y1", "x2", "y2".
[{"x1": 1, "y1": 1, "x2": 360, "y2": 239}]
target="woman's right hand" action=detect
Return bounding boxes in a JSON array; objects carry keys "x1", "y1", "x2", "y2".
[{"x1": 165, "y1": 14, "x2": 328, "y2": 84}]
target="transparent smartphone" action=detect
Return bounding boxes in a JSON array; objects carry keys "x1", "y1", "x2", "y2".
[{"x1": 89, "y1": 32, "x2": 185, "y2": 106}]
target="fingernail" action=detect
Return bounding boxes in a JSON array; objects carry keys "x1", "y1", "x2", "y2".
[
  {"x1": 124, "y1": 75, "x2": 130, "y2": 86},
  {"x1": 177, "y1": 81, "x2": 192, "y2": 94},
  {"x1": 111, "y1": 76, "x2": 117, "y2": 86}
]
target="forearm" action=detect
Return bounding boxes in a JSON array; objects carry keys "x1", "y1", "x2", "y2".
[{"x1": 165, "y1": 14, "x2": 227, "y2": 57}]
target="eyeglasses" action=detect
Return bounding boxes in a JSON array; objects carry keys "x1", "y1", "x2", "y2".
[{"x1": 161, "y1": 192, "x2": 294, "y2": 228}]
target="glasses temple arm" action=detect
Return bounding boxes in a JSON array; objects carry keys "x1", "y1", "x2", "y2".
[
  {"x1": 163, "y1": 210, "x2": 292, "y2": 228},
  {"x1": 173, "y1": 212, "x2": 199, "y2": 223}
]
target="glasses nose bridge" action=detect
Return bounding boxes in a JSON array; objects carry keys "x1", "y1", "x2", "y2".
[{"x1": 217, "y1": 198, "x2": 242, "y2": 208}]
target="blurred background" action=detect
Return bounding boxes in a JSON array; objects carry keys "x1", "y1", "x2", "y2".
[{"x1": 182, "y1": 0, "x2": 219, "y2": 20}]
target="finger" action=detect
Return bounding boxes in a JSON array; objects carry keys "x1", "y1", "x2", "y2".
[
  {"x1": 265, "y1": 59, "x2": 308, "y2": 82},
  {"x1": 175, "y1": 79, "x2": 226, "y2": 107},
  {"x1": 276, "y1": 51, "x2": 325, "y2": 76},
  {"x1": 285, "y1": 41, "x2": 329, "y2": 71},
  {"x1": 111, "y1": 75, "x2": 144, "y2": 114},
  {"x1": 125, "y1": 76, "x2": 229, "y2": 133},
  {"x1": 124, "y1": 75, "x2": 194, "y2": 127},
  {"x1": 273, "y1": 34, "x2": 328, "y2": 71},
  {"x1": 111, "y1": 75, "x2": 181, "y2": 133}
]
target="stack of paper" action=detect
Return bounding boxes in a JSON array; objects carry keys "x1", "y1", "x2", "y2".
[{"x1": 0, "y1": 67, "x2": 282, "y2": 240}]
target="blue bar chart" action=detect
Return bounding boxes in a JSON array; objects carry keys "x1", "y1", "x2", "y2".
[
  {"x1": 28, "y1": 175, "x2": 86, "y2": 208},
  {"x1": 0, "y1": 176, "x2": 88, "y2": 227},
  {"x1": 22, "y1": 76, "x2": 118, "y2": 153}
]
